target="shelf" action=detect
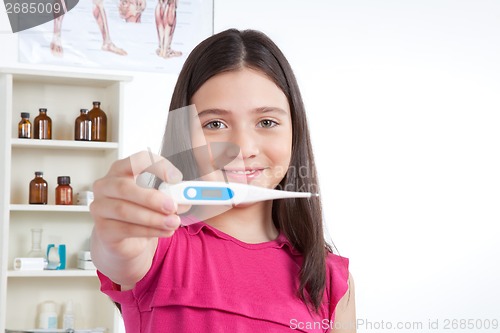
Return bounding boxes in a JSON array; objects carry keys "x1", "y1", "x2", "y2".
[
  {"x1": 11, "y1": 138, "x2": 119, "y2": 151},
  {"x1": 10, "y1": 204, "x2": 90, "y2": 212},
  {"x1": 0, "y1": 66, "x2": 133, "y2": 87},
  {"x1": 7, "y1": 269, "x2": 97, "y2": 278},
  {"x1": 1, "y1": 67, "x2": 126, "y2": 333}
]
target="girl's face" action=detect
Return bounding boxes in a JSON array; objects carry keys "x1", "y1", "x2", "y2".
[{"x1": 191, "y1": 67, "x2": 293, "y2": 190}]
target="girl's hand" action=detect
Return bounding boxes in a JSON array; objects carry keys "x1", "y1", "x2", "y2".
[{"x1": 90, "y1": 151, "x2": 183, "y2": 284}]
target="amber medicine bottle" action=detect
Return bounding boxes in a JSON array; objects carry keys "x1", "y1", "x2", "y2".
[
  {"x1": 75, "y1": 109, "x2": 91, "y2": 141},
  {"x1": 56, "y1": 176, "x2": 73, "y2": 205},
  {"x1": 88, "y1": 101, "x2": 107, "y2": 142},
  {"x1": 34, "y1": 108, "x2": 52, "y2": 139},
  {"x1": 29, "y1": 172, "x2": 48, "y2": 204},
  {"x1": 18, "y1": 112, "x2": 32, "y2": 139}
]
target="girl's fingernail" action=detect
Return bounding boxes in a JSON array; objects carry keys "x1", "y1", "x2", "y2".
[
  {"x1": 164, "y1": 215, "x2": 180, "y2": 228},
  {"x1": 168, "y1": 169, "x2": 183, "y2": 183},
  {"x1": 163, "y1": 196, "x2": 177, "y2": 213}
]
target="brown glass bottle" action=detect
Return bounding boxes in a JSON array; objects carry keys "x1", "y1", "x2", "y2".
[
  {"x1": 55, "y1": 176, "x2": 73, "y2": 205},
  {"x1": 34, "y1": 108, "x2": 52, "y2": 139},
  {"x1": 75, "y1": 109, "x2": 91, "y2": 141},
  {"x1": 88, "y1": 101, "x2": 107, "y2": 142},
  {"x1": 29, "y1": 171, "x2": 48, "y2": 205},
  {"x1": 18, "y1": 112, "x2": 32, "y2": 139}
]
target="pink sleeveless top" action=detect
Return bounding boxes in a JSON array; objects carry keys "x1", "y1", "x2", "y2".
[{"x1": 98, "y1": 218, "x2": 349, "y2": 332}]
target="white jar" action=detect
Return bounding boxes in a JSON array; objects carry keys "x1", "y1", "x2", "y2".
[{"x1": 38, "y1": 301, "x2": 58, "y2": 329}]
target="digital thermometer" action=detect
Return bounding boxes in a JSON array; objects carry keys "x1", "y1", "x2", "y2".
[{"x1": 159, "y1": 181, "x2": 318, "y2": 205}]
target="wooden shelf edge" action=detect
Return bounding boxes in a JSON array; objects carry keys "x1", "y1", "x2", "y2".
[
  {"x1": 11, "y1": 138, "x2": 119, "y2": 150},
  {"x1": 0, "y1": 65, "x2": 133, "y2": 82},
  {"x1": 10, "y1": 204, "x2": 90, "y2": 212},
  {"x1": 7, "y1": 269, "x2": 97, "y2": 278}
]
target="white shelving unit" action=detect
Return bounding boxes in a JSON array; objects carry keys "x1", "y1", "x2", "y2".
[{"x1": 0, "y1": 67, "x2": 132, "y2": 332}]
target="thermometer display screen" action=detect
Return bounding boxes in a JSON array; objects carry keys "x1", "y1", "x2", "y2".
[{"x1": 202, "y1": 189, "x2": 224, "y2": 198}]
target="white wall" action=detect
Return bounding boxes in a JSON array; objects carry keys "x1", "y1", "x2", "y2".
[
  {"x1": 236, "y1": 1, "x2": 499, "y2": 332},
  {"x1": 2, "y1": 1, "x2": 500, "y2": 332}
]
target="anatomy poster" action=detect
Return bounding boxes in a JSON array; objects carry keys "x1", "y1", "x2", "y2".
[{"x1": 18, "y1": 0, "x2": 213, "y2": 73}]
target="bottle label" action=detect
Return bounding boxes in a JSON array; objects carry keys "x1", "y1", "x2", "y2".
[{"x1": 47, "y1": 315, "x2": 57, "y2": 329}]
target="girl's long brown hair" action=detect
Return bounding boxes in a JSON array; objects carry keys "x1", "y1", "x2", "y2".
[{"x1": 161, "y1": 28, "x2": 331, "y2": 311}]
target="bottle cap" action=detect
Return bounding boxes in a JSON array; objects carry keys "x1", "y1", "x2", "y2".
[
  {"x1": 41, "y1": 300, "x2": 57, "y2": 313},
  {"x1": 35, "y1": 171, "x2": 43, "y2": 176},
  {"x1": 57, "y1": 176, "x2": 71, "y2": 185},
  {"x1": 39, "y1": 108, "x2": 47, "y2": 112},
  {"x1": 21, "y1": 112, "x2": 30, "y2": 118},
  {"x1": 64, "y1": 300, "x2": 73, "y2": 313},
  {"x1": 92, "y1": 101, "x2": 101, "y2": 105},
  {"x1": 80, "y1": 109, "x2": 89, "y2": 113}
]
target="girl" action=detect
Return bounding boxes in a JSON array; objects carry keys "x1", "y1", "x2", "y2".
[{"x1": 90, "y1": 28, "x2": 356, "y2": 332}]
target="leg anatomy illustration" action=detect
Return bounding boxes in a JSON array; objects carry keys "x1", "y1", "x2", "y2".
[
  {"x1": 155, "y1": 0, "x2": 182, "y2": 58},
  {"x1": 51, "y1": 0, "x2": 138, "y2": 56}
]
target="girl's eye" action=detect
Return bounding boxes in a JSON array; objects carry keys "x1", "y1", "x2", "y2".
[
  {"x1": 204, "y1": 120, "x2": 227, "y2": 129},
  {"x1": 258, "y1": 119, "x2": 278, "y2": 128}
]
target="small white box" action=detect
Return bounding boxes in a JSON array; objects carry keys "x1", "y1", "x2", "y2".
[
  {"x1": 77, "y1": 259, "x2": 96, "y2": 270},
  {"x1": 78, "y1": 250, "x2": 92, "y2": 261},
  {"x1": 76, "y1": 191, "x2": 94, "y2": 205}
]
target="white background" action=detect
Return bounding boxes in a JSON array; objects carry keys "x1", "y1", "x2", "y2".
[{"x1": 1, "y1": 1, "x2": 500, "y2": 332}]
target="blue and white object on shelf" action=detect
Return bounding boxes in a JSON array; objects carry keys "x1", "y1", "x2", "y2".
[{"x1": 46, "y1": 244, "x2": 66, "y2": 270}]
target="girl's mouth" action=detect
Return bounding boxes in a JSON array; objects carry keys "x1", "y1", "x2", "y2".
[{"x1": 222, "y1": 168, "x2": 265, "y2": 182}]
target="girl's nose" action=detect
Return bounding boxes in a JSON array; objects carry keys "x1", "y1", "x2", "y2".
[{"x1": 227, "y1": 130, "x2": 260, "y2": 160}]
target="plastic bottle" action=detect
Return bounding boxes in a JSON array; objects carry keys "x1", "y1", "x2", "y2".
[
  {"x1": 62, "y1": 300, "x2": 75, "y2": 330},
  {"x1": 34, "y1": 108, "x2": 52, "y2": 139},
  {"x1": 18, "y1": 112, "x2": 32, "y2": 139},
  {"x1": 38, "y1": 301, "x2": 58, "y2": 329},
  {"x1": 75, "y1": 108, "x2": 91, "y2": 141},
  {"x1": 88, "y1": 101, "x2": 107, "y2": 142},
  {"x1": 29, "y1": 171, "x2": 48, "y2": 204},
  {"x1": 55, "y1": 176, "x2": 73, "y2": 205}
]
